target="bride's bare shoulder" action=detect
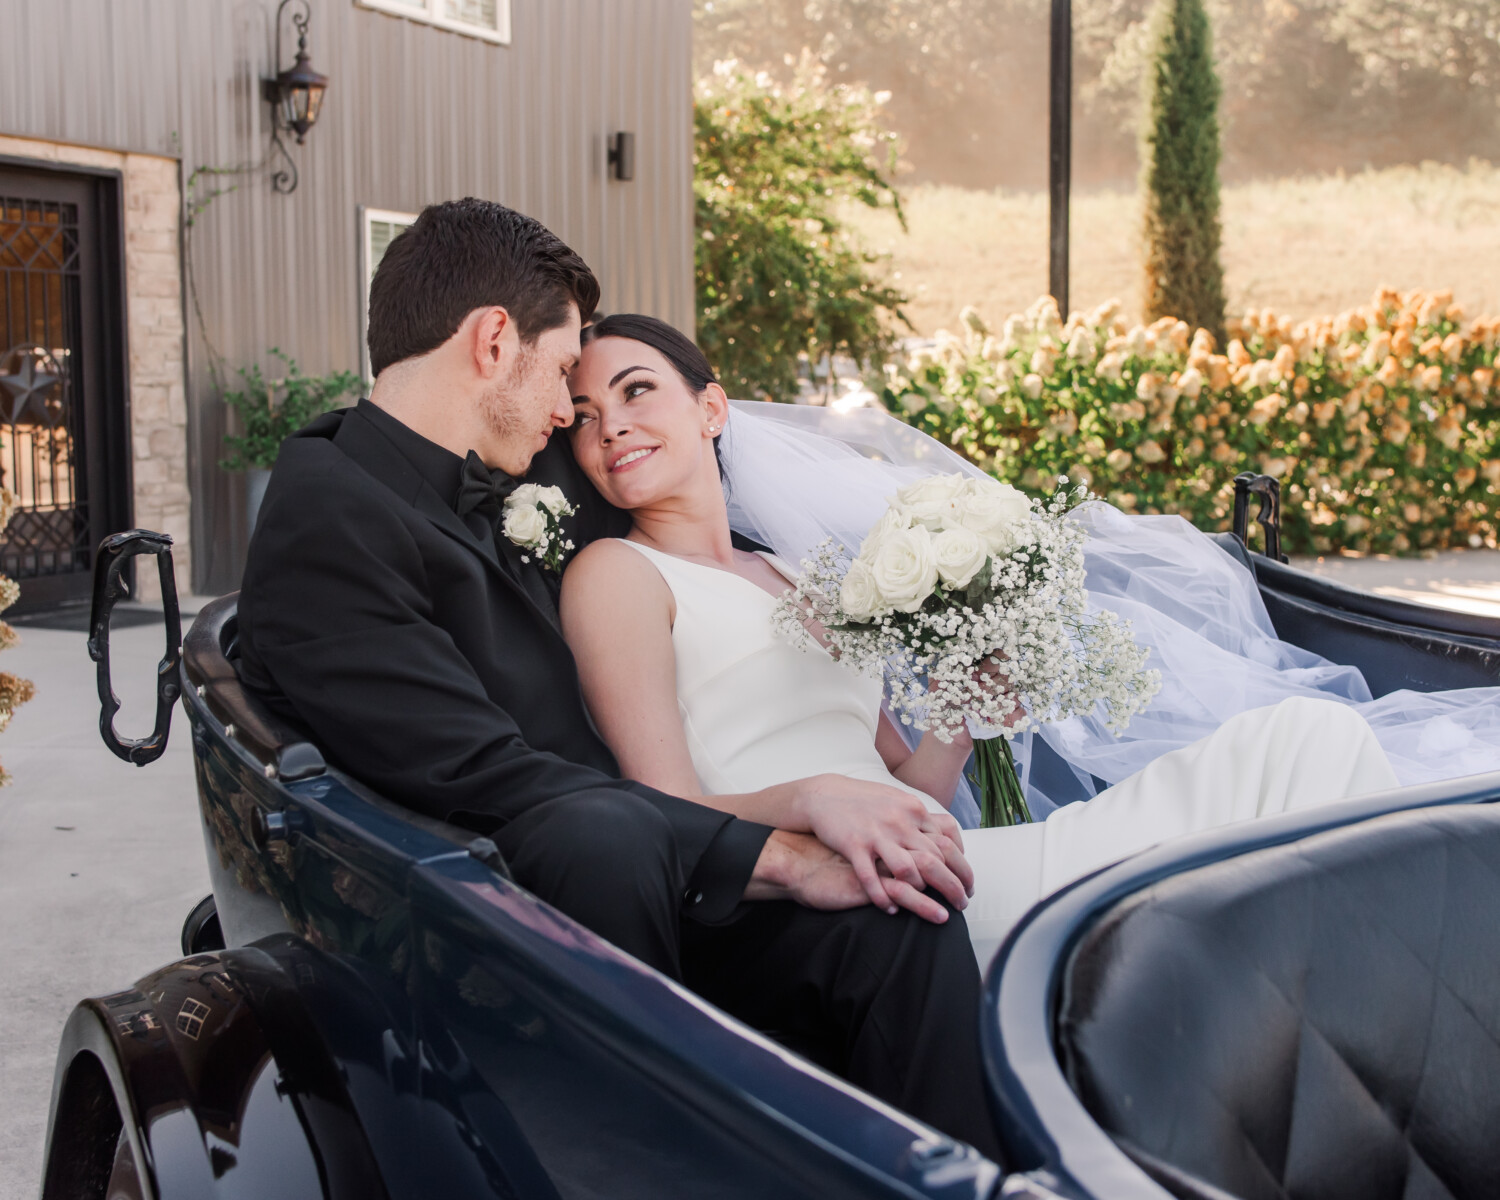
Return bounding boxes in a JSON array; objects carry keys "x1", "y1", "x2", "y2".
[{"x1": 560, "y1": 538, "x2": 673, "y2": 624}]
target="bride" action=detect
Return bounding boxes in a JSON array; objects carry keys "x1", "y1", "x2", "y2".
[{"x1": 559, "y1": 314, "x2": 1495, "y2": 964}]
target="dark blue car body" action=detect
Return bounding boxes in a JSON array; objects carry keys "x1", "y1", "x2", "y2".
[{"x1": 38, "y1": 519, "x2": 1500, "y2": 1200}]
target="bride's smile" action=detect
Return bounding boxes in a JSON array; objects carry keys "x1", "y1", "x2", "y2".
[{"x1": 610, "y1": 446, "x2": 658, "y2": 472}]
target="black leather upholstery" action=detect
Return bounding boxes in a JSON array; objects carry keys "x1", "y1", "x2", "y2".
[
  {"x1": 182, "y1": 593, "x2": 326, "y2": 781},
  {"x1": 1057, "y1": 802, "x2": 1500, "y2": 1200},
  {"x1": 1203, "y1": 535, "x2": 1500, "y2": 697}
]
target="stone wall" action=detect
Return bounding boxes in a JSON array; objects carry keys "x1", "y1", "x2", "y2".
[{"x1": 0, "y1": 134, "x2": 189, "y2": 601}]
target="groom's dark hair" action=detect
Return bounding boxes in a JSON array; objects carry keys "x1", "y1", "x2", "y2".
[{"x1": 367, "y1": 198, "x2": 600, "y2": 376}]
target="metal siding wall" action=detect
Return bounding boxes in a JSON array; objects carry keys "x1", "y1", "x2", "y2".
[{"x1": 0, "y1": 0, "x2": 694, "y2": 592}]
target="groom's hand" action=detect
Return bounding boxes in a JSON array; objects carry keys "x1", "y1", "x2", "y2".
[
  {"x1": 744, "y1": 831, "x2": 960, "y2": 925},
  {"x1": 788, "y1": 776, "x2": 973, "y2": 917},
  {"x1": 744, "y1": 831, "x2": 870, "y2": 911}
]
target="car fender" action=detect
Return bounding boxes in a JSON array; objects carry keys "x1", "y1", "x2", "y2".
[{"x1": 41, "y1": 944, "x2": 388, "y2": 1200}]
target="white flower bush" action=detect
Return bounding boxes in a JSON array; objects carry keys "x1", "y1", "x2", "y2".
[{"x1": 772, "y1": 473, "x2": 1162, "y2": 825}]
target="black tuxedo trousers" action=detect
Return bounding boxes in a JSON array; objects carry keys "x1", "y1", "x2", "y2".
[{"x1": 236, "y1": 405, "x2": 1001, "y2": 1158}]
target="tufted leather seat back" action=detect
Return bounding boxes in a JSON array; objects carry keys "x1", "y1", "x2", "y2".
[{"x1": 1057, "y1": 802, "x2": 1500, "y2": 1200}]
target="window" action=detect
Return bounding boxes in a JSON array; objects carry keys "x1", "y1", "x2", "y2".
[
  {"x1": 359, "y1": 206, "x2": 418, "y2": 382},
  {"x1": 355, "y1": 0, "x2": 510, "y2": 44}
]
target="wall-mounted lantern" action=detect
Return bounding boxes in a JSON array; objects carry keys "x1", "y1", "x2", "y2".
[
  {"x1": 607, "y1": 132, "x2": 635, "y2": 182},
  {"x1": 262, "y1": 0, "x2": 330, "y2": 194}
]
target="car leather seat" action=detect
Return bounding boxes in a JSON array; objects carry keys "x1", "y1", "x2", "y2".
[{"x1": 1055, "y1": 801, "x2": 1500, "y2": 1200}]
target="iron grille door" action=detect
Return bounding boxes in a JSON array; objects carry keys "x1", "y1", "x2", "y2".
[{"x1": 0, "y1": 166, "x2": 129, "y2": 613}]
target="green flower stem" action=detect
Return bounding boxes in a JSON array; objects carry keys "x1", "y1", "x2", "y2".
[{"x1": 970, "y1": 736, "x2": 1033, "y2": 828}]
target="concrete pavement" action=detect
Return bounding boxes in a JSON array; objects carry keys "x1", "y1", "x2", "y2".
[
  {"x1": 0, "y1": 610, "x2": 210, "y2": 1200},
  {"x1": 1290, "y1": 547, "x2": 1500, "y2": 619}
]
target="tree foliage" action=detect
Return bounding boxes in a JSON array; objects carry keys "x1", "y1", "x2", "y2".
[
  {"x1": 1140, "y1": 0, "x2": 1227, "y2": 342},
  {"x1": 694, "y1": 59, "x2": 909, "y2": 401},
  {"x1": 695, "y1": 0, "x2": 1041, "y2": 188},
  {"x1": 696, "y1": 0, "x2": 1500, "y2": 188}
]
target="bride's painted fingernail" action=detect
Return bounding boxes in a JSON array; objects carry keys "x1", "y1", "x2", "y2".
[{"x1": 887, "y1": 905, "x2": 898, "y2": 915}]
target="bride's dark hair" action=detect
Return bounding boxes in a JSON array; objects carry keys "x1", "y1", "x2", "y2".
[
  {"x1": 580, "y1": 313, "x2": 717, "y2": 391},
  {"x1": 580, "y1": 313, "x2": 725, "y2": 474}
]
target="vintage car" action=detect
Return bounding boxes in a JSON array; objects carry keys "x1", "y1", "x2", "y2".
[{"x1": 40, "y1": 478, "x2": 1500, "y2": 1200}]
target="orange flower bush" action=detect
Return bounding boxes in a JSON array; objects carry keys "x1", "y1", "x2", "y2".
[
  {"x1": 881, "y1": 289, "x2": 1500, "y2": 555},
  {"x1": 0, "y1": 487, "x2": 33, "y2": 784}
]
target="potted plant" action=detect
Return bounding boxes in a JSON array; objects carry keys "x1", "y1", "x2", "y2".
[{"x1": 220, "y1": 350, "x2": 361, "y2": 533}]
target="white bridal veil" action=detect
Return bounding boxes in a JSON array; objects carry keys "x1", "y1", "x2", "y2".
[{"x1": 720, "y1": 400, "x2": 1500, "y2": 822}]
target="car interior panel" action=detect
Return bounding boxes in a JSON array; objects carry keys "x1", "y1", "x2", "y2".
[{"x1": 985, "y1": 772, "x2": 1500, "y2": 1200}]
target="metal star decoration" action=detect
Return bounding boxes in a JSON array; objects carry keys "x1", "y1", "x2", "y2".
[{"x1": 0, "y1": 348, "x2": 63, "y2": 426}]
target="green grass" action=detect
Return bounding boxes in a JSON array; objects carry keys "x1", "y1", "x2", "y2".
[{"x1": 846, "y1": 160, "x2": 1500, "y2": 335}]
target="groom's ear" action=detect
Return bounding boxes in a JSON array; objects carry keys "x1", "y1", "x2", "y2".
[{"x1": 469, "y1": 306, "x2": 516, "y2": 378}]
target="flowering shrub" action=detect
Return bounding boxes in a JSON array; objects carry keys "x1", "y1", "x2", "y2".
[
  {"x1": 0, "y1": 487, "x2": 34, "y2": 785},
  {"x1": 880, "y1": 289, "x2": 1500, "y2": 555}
]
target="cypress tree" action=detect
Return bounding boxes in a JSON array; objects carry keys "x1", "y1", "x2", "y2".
[{"x1": 1140, "y1": 0, "x2": 1226, "y2": 343}]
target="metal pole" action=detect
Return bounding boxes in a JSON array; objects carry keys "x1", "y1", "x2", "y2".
[{"x1": 1048, "y1": 0, "x2": 1072, "y2": 317}]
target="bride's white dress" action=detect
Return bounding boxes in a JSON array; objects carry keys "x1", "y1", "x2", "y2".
[{"x1": 617, "y1": 539, "x2": 1400, "y2": 967}]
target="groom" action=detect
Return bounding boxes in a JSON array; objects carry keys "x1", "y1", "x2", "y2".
[{"x1": 236, "y1": 198, "x2": 1000, "y2": 1157}]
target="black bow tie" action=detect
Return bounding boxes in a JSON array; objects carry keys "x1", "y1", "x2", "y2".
[{"x1": 454, "y1": 451, "x2": 519, "y2": 529}]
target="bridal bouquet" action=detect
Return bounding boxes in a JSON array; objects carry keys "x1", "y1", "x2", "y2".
[{"x1": 771, "y1": 473, "x2": 1161, "y2": 826}]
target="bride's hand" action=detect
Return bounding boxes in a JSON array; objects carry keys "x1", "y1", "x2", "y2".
[
  {"x1": 790, "y1": 775, "x2": 973, "y2": 919},
  {"x1": 972, "y1": 652, "x2": 1025, "y2": 729}
]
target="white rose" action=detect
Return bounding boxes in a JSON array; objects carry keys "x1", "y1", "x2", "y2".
[
  {"x1": 839, "y1": 557, "x2": 885, "y2": 621},
  {"x1": 955, "y1": 479, "x2": 1033, "y2": 552},
  {"x1": 893, "y1": 473, "x2": 967, "y2": 530},
  {"x1": 857, "y1": 506, "x2": 914, "y2": 561},
  {"x1": 501, "y1": 502, "x2": 548, "y2": 546},
  {"x1": 509, "y1": 482, "x2": 542, "y2": 508},
  {"x1": 535, "y1": 485, "x2": 571, "y2": 516},
  {"x1": 931, "y1": 526, "x2": 989, "y2": 590},
  {"x1": 866, "y1": 525, "x2": 939, "y2": 613}
]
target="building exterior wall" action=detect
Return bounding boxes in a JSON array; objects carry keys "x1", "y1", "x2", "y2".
[
  {"x1": 0, "y1": 134, "x2": 190, "y2": 601},
  {"x1": 0, "y1": 0, "x2": 694, "y2": 594}
]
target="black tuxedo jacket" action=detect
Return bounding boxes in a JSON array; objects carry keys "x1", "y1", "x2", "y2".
[{"x1": 236, "y1": 404, "x2": 771, "y2": 922}]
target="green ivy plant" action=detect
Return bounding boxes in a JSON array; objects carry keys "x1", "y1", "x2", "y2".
[
  {"x1": 695, "y1": 57, "x2": 909, "y2": 400},
  {"x1": 220, "y1": 350, "x2": 361, "y2": 472}
]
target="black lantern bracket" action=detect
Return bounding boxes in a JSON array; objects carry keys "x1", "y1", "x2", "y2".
[{"x1": 261, "y1": 0, "x2": 330, "y2": 195}]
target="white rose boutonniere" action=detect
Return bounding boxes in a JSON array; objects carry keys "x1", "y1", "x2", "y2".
[{"x1": 502, "y1": 485, "x2": 577, "y2": 572}]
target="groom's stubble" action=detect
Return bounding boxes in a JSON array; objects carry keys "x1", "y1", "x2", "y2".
[{"x1": 479, "y1": 339, "x2": 545, "y2": 474}]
